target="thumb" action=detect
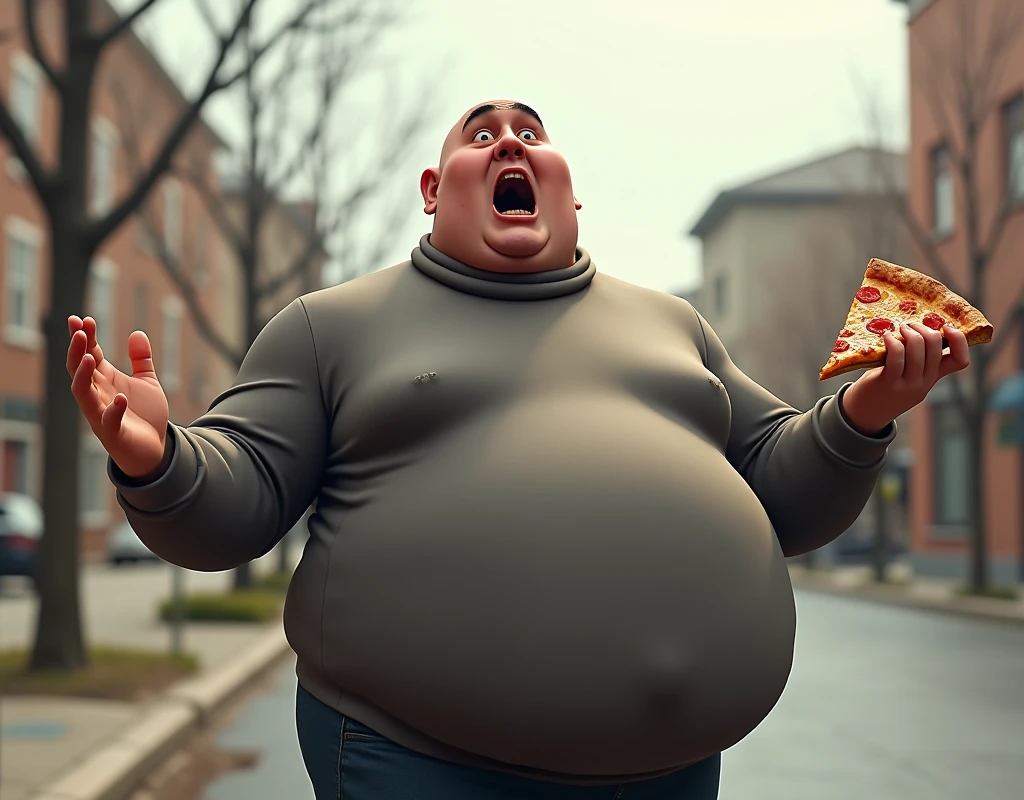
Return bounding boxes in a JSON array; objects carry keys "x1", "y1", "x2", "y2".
[
  {"x1": 127, "y1": 331, "x2": 157, "y2": 379},
  {"x1": 100, "y1": 393, "x2": 128, "y2": 435}
]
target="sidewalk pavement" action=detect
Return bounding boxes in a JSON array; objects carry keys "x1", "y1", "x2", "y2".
[
  {"x1": 788, "y1": 561, "x2": 1024, "y2": 625},
  {"x1": 3, "y1": 557, "x2": 1021, "y2": 800},
  {"x1": 0, "y1": 553, "x2": 293, "y2": 800}
]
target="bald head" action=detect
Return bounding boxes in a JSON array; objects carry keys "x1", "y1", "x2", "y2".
[{"x1": 421, "y1": 99, "x2": 580, "y2": 274}]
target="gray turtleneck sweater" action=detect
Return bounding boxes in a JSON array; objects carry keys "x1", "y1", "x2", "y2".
[{"x1": 109, "y1": 235, "x2": 895, "y2": 785}]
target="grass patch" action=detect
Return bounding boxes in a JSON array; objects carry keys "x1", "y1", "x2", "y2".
[
  {"x1": 0, "y1": 646, "x2": 198, "y2": 702},
  {"x1": 252, "y1": 570, "x2": 292, "y2": 594},
  {"x1": 159, "y1": 590, "x2": 283, "y2": 623},
  {"x1": 955, "y1": 584, "x2": 1020, "y2": 601}
]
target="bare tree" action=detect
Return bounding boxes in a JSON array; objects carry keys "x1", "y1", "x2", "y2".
[
  {"x1": 116, "y1": 0, "x2": 430, "y2": 589},
  {"x1": 0, "y1": 0, "x2": 325, "y2": 672},
  {"x1": 862, "y1": 0, "x2": 1024, "y2": 593}
]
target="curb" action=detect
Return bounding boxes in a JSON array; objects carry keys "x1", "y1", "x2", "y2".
[
  {"x1": 31, "y1": 624, "x2": 292, "y2": 800},
  {"x1": 790, "y1": 571, "x2": 1024, "y2": 627}
]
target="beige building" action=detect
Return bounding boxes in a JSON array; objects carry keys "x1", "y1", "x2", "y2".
[
  {"x1": 686, "y1": 146, "x2": 912, "y2": 553},
  {"x1": 686, "y1": 146, "x2": 907, "y2": 411}
]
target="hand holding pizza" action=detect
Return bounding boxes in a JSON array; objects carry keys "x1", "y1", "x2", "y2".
[
  {"x1": 820, "y1": 258, "x2": 993, "y2": 437},
  {"x1": 840, "y1": 321, "x2": 970, "y2": 436}
]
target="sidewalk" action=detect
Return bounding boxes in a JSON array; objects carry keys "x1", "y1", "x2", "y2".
[
  {"x1": 788, "y1": 562, "x2": 1024, "y2": 625},
  {"x1": 0, "y1": 554, "x2": 293, "y2": 800}
]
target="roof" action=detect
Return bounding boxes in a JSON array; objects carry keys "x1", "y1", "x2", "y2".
[
  {"x1": 97, "y1": 0, "x2": 227, "y2": 150},
  {"x1": 687, "y1": 146, "x2": 906, "y2": 238}
]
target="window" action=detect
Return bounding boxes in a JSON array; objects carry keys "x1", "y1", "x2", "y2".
[
  {"x1": 931, "y1": 143, "x2": 954, "y2": 236},
  {"x1": 161, "y1": 296, "x2": 183, "y2": 391},
  {"x1": 132, "y1": 282, "x2": 149, "y2": 332},
  {"x1": 193, "y1": 214, "x2": 209, "y2": 289},
  {"x1": 1, "y1": 438, "x2": 30, "y2": 493},
  {"x1": 1003, "y1": 95, "x2": 1024, "y2": 203},
  {"x1": 3, "y1": 217, "x2": 42, "y2": 348},
  {"x1": 79, "y1": 434, "x2": 110, "y2": 527},
  {"x1": 933, "y1": 402, "x2": 969, "y2": 527},
  {"x1": 88, "y1": 258, "x2": 118, "y2": 354},
  {"x1": 714, "y1": 273, "x2": 727, "y2": 316},
  {"x1": 189, "y1": 343, "x2": 208, "y2": 404},
  {"x1": 163, "y1": 180, "x2": 183, "y2": 258},
  {"x1": 9, "y1": 51, "x2": 41, "y2": 145},
  {"x1": 90, "y1": 118, "x2": 118, "y2": 216}
]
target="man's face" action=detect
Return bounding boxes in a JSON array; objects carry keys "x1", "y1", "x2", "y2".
[{"x1": 421, "y1": 101, "x2": 581, "y2": 273}]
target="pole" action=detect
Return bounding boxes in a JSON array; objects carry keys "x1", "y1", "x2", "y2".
[{"x1": 170, "y1": 565, "x2": 185, "y2": 656}]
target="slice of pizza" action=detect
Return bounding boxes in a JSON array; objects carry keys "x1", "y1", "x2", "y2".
[{"x1": 819, "y1": 258, "x2": 993, "y2": 381}]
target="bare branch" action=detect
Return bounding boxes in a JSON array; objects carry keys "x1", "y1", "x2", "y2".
[
  {"x1": 192, "y1": 0, "x2": 219, "y2": 33},
  {"x1": 22, "y1": 0, "x2": 64, "y2": 90},
  {"x1": 84, "y1": 0, "x2": 262, "y2": 248},
  {"x1": 985, "y1": 287, "x2": 1024, "y2": 371},
  {"x1": 256, "y1": 223, "x2": 325, "y2": 297},
  {"x1": 174, "y1": 163, "x2": 249, "y2": 255},
  {"x1": 92, "y1": 0, "x2": 163, "y2": 49},
  {"x1": 0, "y1": 93, "x2": 53, "y2": 202}
]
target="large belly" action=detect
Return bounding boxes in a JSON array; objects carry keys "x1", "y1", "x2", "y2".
[{"x1": 314, "y1": 401, "x2": 796, "y2": 776}]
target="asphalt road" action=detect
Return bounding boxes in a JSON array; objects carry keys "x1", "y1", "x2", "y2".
[{"x1": 203, "y1": 590, "x2": 1024, "y2": 800}]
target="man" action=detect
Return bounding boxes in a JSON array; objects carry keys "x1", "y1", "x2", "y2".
[{"x1": 68, "y1": 100, "x2": 969, "y2": 799}]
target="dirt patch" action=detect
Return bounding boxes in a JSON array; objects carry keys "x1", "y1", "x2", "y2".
[{"x1": 130, "y1": 733, "x2": 260, "y2": 800}]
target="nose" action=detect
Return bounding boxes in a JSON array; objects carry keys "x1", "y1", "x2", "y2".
[{"x1": 493, "y1": 127, "x2": 525, "y2": 161}]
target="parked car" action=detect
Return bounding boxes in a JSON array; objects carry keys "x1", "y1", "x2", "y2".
[
  {"x1": 108, "y1": 521, "x2": 162, "y2": 565},
  {"x1": 0, "y1": 493, "x2": 43, "y2": 590}
]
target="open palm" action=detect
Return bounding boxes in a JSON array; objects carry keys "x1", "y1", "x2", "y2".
[{"x1": 67, "y1": 315, "x2": 170, "y2": 478}]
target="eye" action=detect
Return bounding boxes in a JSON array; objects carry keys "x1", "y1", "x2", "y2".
[
  {"x1": 518, "y1": 129, "x2": 538, "y2": 141},
  {"x1": 473, "y1": 130, "x2": 495, "y2": 142}
]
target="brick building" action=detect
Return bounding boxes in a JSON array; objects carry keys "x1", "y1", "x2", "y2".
[
  {"x1": 896, "y1": 0, "x2": 1024, "y2": 583},
  {"x1": 0, "y1": 0, "x2": 233, "y2": 558}
]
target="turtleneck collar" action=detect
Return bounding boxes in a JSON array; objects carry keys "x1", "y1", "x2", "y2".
[{"x1": 411, "y1": 234, "x2": 596, "y2": 301}]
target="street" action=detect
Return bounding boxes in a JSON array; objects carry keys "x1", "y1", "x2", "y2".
[{"x1": 202, "y1": 589, "x2": 1024, "y2": 800}]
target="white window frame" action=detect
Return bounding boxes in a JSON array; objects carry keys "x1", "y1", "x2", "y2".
[
  {"x1": 88, "y1": 257, "x2": 119, "y2": 355},
  {"x1": 3, "y1": 216, "x2": 43, "y2": 350},
  {"x1": 932, "y1": 144, "x2": 954, "y2": 237},
  {"x1": 162, "y1": 180, "x2": 184, "y2": 259},
  {"x1": 161, "y1": 295, "x2": 184, "y2": 392},
  {"x1": 79, "y1": 431, "x2": 111, "y2": 529},
  {"x1": 0, "y1": 420, "x2": 41, "y2": 501},
  {"x1": 90, "y1": 116, "x2": 118, "y2": 216},
  {"x1": 6, "y1": 51, "x2": 42, "y2": 182}
]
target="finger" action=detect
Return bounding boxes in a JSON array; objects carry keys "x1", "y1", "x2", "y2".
[
  {"x1": 100, "y1": 393, "x2": 128, "y2": 434},
  {"x1": 882, "y1": 332, "x2": 905, "y2": 382},
  {"x1": 127, "y1": 331, "x2": 157, "y2": 379},
  {"x1": 68, "y1": 315, "x2": 84, "y2": 338},
  {"x1": 899, "y1": 324, "x2": 925, "y2": 381},
  {"x1": 909, "y1": 322, "x2": 943, "y2": 382},
  {"x1": 66, "y1": 329, "x2": 88, "y2": 377},
  {"x1": 82, "y1": 316, "x2": 105, "y2": 366},
  {"x1": 71, "y1": 355, "x2": 105, "y2": 420},
  {"x1": 939, "y1": 325, "x2": 970, "y2": 378}
]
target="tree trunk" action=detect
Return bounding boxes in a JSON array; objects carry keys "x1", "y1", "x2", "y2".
[
  {"x1": 871, "y1": 481, "x2": 888, "y2": 583},
  {"x1": 30, "y1": 235, "x2": 92, "y2": 670},
  {"x1": 967, "y1": 403, "x2": 988, "y2": 593}
]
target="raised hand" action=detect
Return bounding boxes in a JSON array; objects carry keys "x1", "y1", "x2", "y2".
[
  {"x1": 67, "y1": 315, "x2": 170, "y2": 479},
  {"x1": 841, "y1": 322, "x2": 971, "y2": 435}
]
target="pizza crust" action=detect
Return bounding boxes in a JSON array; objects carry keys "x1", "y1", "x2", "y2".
[{"x1": 819, "y1": 259, "x2": 993, "y2": 381}]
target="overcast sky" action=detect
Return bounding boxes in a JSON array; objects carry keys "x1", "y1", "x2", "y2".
[{"x1": 116, "y1": 0, "x2": 910, "y2": 294}]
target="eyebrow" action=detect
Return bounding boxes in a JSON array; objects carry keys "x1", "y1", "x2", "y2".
[{"x1": 462, "y1": 102, "x2": 544, "y2": 132}]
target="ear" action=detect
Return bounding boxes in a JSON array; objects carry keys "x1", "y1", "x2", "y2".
[
  {"x1": 421, "y1": 168, "x2": 441, "y2": 215},
  {"x1": 574, "y1": 196, "x2": 582, "y2": 211}
]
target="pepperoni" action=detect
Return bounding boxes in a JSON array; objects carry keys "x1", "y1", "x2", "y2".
[
  {"x1": 838, "y1": 329, "x2": 853, "y2": 338},
  {"x1": 855, "y1": 286, "x2": 882, "y2": 303},
  {"x1": 898, "y1": 300, "x2": 917, "y2": 313},
  {"x1": 922, "y1": 312, "x2": 946, "y2": 330},
  {"x1": 832, "y1": 340, "x2": 851, "y2": 353},
  {"x1": 866, "y1": 318, "x2": 895, "y2": 335}
]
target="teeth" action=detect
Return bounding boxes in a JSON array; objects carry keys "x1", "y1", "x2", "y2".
[
  {"x1": 501, "y1": 209, "x2": 532, "y2": 215},
  {"x1": 500, "y1": 172, "x2": 526, "y2": 181}
]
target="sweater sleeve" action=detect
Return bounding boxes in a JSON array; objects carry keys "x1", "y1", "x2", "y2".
[
  {"x1": 694, "y1": 309, "x2": 895, "y2": 556},
  {"x1": 107, "y1": 298, "x2": 328, "y2": 571}
]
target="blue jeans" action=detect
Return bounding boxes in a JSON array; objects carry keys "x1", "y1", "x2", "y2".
[{"x1": 295, "y1": 683, "x2": 721, "y2": 799}]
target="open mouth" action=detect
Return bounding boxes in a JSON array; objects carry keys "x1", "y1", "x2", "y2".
[{"x1": 492, "y1": 169, "x2": 536, "y2": 216}]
